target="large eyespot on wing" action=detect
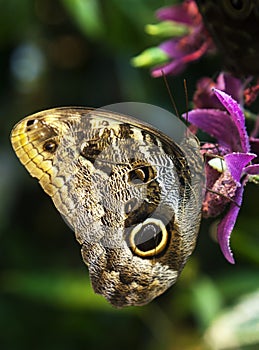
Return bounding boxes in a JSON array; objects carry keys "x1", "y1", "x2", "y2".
[
  {"x1": 196, "y1": 0, "x2": 253, "y2": 20},
  {"x1": 127, "y1": 218, "x2": 169, "y2": 258}
]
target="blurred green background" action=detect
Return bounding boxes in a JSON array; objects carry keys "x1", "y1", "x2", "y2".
[{"x1": 1, "y1": 0, "x2": 259, "y2": 349}]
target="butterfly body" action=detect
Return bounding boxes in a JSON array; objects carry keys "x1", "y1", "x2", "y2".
[{"x1": 11, "y1": 106, "x2": 203, "y2": 307}]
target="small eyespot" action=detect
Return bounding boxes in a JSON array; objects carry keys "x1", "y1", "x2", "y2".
[
  {"x1": 26, "y1": 119, "x2": 36, "y2": 127},
  {"x1": 128, "y1": 218, "x2": 169, "y2": 258},
  {"x1": 43, "y1": 140, "x2": 58, "y2": 153},
  {"x1": 26, "y1": 119, "x2": 38, "y2": 132},
  {"x1": 128, "y1": 164, "x2": 156, "y2": 185}
]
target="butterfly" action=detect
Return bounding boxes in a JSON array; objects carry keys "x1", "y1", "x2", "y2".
[
  {"x1": 10, "y1": 105, "x2": 204, "y2": 307},
  {"x1": 196, "y1": 0, "x2": 259, "y2": 76}
]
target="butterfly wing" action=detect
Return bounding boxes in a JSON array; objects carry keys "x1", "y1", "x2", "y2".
[
  {"x1": 11, "y1": 106, "x2": 204, "y2": 307},
  {"x1": 196, "y1": 0, "x2": 259, "y2": 75}
]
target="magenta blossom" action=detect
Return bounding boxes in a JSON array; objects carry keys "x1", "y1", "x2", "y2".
[
  {"x1": 184, "y1": 89, "x2": 259, "y2": 263},
  {"x1": 193, "y1": 72, "x2": 244, "y2": 109},
  {"x1": 152, "y1": 0, "x2": 214, "y2": 77},
  {"x1": 132, "y1": 0, "x2": 215, "y2": 77}
]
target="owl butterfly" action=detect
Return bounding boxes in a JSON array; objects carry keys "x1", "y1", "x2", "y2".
[
  {"x1": 11, "y1": 104, "x2": 204, "y2": 307},
  {"x1": 196, "y1": 0, "x2": 259, "y2": 76}
]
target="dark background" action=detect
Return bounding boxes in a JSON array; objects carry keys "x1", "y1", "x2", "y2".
[{"x1": 1, "y1": 1, "x2": 259, "y2": 349}]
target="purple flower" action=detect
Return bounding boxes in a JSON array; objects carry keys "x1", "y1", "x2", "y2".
[
  {"x1": 131, "y1": 0, "x2": 215, "y2": 77},
  {"x1": 193, "y1": 72, "x2": 244, "y2": 109},
  {"x1": 184, "y1": 89, "x2": 259, "y2": 263}
]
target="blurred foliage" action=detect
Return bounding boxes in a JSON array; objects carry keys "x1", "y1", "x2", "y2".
[
  {"x1": 1, "y1": 0, "x2": 259, "y2": 350},
  {"x1": 61, "y1": 0, "x2": 105, "y2": 39}
]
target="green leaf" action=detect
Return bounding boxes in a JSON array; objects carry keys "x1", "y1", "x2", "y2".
[{"x1": 61, "y1": 0, "x2": 104, "y2": 39}]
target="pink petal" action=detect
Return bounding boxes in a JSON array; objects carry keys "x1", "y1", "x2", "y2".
[
  {"x1": 156, "y1": 4, "x2": 194, "y2": 25},
  {"x1": 193, "y1": 73, "x2": 243, "y2": 110},
  {"x1": 217, "y1": 185, "x2": 244, "y2": 264},
  {"x1": 183, "y1": 109, "x2": 240, "y2": 150},
  {"x1": 249, "y1": 137, "x2": 259, "y2": 163},
  {"x1": 181, "y1": 41, "x2": 210, "y2": 63},
  {"x1": 216, "y1": 73, "x2": 243, "y2": 103},
  {"x1": 160, "y1": 39, "x2": 185, "y2": 58},
  {"x1": 213, "y1": 88, "x2": 249, "y2": 152},
  {"x1": 224, "y1": 153, "x2": 256, "y2": 183},
  {"x1": 151, "y1": 59, "x2": 187, "y2": 77},
  {"x1": 193, "y1": 77, "x2": 220, "y2": 109},
  {"x1": 244, "y1": 164, "x2": 259, "y2": 175}
]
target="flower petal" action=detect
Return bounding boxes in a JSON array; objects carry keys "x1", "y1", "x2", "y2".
[
  {"x1": 160, "y1": 39, "x2": 185, "y2": 58},
  {"x1": 244, "y1": 164, "x2": 259, "y2": 175},
  {"x1": 216, "y1": 73, "x2": 243, "y2": 103},
  {"x1": 181, "y1": 41, "x2": 210, "y2": 63},
  {"x1": 193, "y1": 77, "x2": 220, "y2": 109},
  {"x1": 249, "y1": 137, "x2": 259, "y2": 163},
  {"x1": 156, "y1": 1, "x2": 198, "y2": 25},
  {"x1": 213, "y1": 88, "x2": 249, "y2": 152},
  {"x1": 217, "y1": 185, "x2": 244, "y2": 264},
  {"x1": 193, "y1": 73, "x2": 243, "y2": 110},
  {"x1": 203, "y1": 170, "x2": 237, "y2": 218},
  {"x1": 156, "y1": 6, "x2": 190, "y2": 24},
  {"x1": 151, "y1": 59, "x2": 187, "y2": 77},
  {"x1": 183, "y1": 109, "x2": 240, "y2": 150},
  {"x1": 224, "y1": 152, "x2": 257, "y2": 183}
]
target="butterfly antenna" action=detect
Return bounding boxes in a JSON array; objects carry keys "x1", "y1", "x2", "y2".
[
  {"x1": 183, "y1": 79, "x2": 189, "y2": 124},
  {"x1": 162, "y1": 71, "x2": 180, "y2": 119}
]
